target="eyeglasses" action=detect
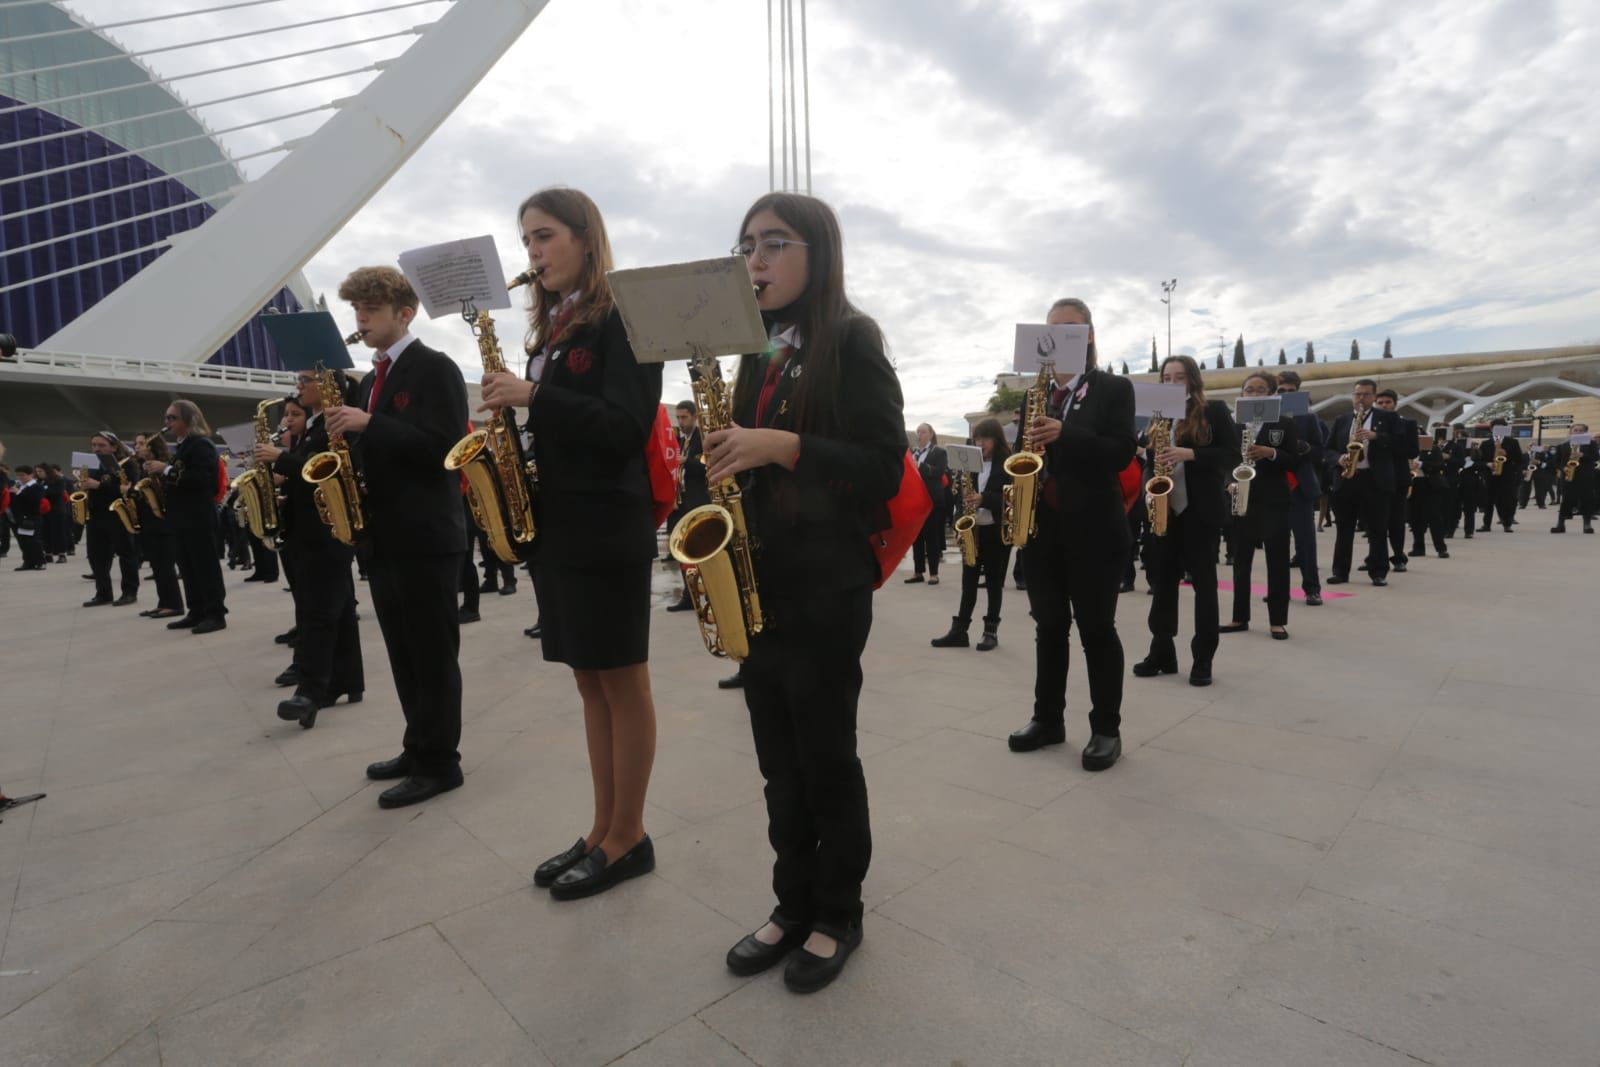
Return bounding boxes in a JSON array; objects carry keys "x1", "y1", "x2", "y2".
[
  {"x1": 296, "y1": 375, "x2": 316, "y2": 385},
  {"x1": 731, "y1": 238, "x2": 808, "y2": 265},
  {"x1": 163, "y1": 414, "x2": 179, "y2": 422}
]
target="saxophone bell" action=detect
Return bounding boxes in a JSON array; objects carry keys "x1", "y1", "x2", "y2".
[{"x1": 670, "y1": 505, "x2": 750, "y2": 661}]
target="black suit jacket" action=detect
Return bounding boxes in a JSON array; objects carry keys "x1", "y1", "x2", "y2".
[
  {"x1": 913, "y1": 444, "x2": 948, "y2": 511},
  {"x1": 1017, "y1": 368, "x2": 1137, "y2": 555},
  {"x1": 732, "y1": 316, "x2": 906, "y2": 596},
  {"x1": 353, "y1": 339, "x2": 469, "y2": 560},
  {"x1": 85, "y1": 455, "x2": 124, "y2": 523},
  {"x1": 1389, "y1": 416, "x2": 1420, "y2": 490},
  {"x1": 275, "y1": 416, "x2": 340, "y2": 551},
  {"x1": 1149, "y1": 398, "x2": 1238, "y2": 529},
  {"x1": 165, "y1": 435, "x2": 221, "y2": 524},
  {"x1": 1288, "y1": 412, "x2": 1327, "y2": 500},
  {"x1": 1552, "y1": 441, "x2": 1599, "y2": 490},
  {"x1": 678, "y1": 427, "x2": 710, "y2": 510},
  {"x1": 528, "y1": 308, "x2": 663, "y2": 567},
  {"x1": 1476, "y1": 436, "x2": 1524, "y2": 481},
  {"x1": 10, "y1": 481, "x2": 43, "y2": 525},
  {"x1": 1329, "y1": 408, "x2": 1401, "y2": 495},
  {"x1": 1240, "y1": 416, "x2": 1300, "y2": 512}
]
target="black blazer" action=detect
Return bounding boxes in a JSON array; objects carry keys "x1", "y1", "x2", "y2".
[
  {"x1": 351, "y1": 339, "x2": 469, "y2": 560},
  {"x1": 1552, "y1": 441, "x2": 1599, "y2": 489},
  {"x1": 679, "y1": 427, "x2": 710, "y2": 510},
  {"x1": 528, "y1": 307, "x2": 663, "y2": 567},
  {"x1": 913, "y1": 444, "x2": 948, "y2": 510},
  {"x1": 1287, "y1": 412, "x2": 1327, "y2": 500},
  {"x1": 85, "y1": 455, "x2": 123, "y2": 523},
  {"x1": 165, "y1": 434, "x2": 221, "y2": 524},
  {"x1": 1240, "y1": 416, "x2": 1299, "y2": 512},
  {"x1": 1329, "y1": 408, "x2": 1401, "y2": 495},
  {"x1": 274, "y1": 417, "x2": 339, "y2": 552},
  {"x1": 10, "y1": 481, "x2": 43, "y2": 526},
  {"x1": 1152, "y1": 398, "x2": 1238, "y2": 529},
  {"x1": 1389, "y1": 416, "x2": 1420, "y2": 487},
  {"x1": 1017, "y1": 368, "x2": 1137, "y2": 555},
  {"x1": 731, "y1": 316, "x2": 906, "y2": 597},
  {"x1": 1476, "y1": 436, "x2": 1524, "y2": 480},
  {"x1": 973, "y1": 454, "x2": 1010, "y2": 519}
]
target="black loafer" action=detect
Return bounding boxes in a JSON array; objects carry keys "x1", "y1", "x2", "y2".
[
  {"x1": 717, "y1": 673, "x2": 744, "y2": 690},
  {"x1": 524, "y1": 624, "x2": 542, "y2": 639},
  {"x1": 378, "y1": 772, "x2": 463, "y2": 809},
  {"x1": 192, "y1": 617, "x2": 226, "y2": 634},
  {"x1": 1132, "y1": 653, "x2": 1179, "y2": 678},
  {"x1": 1189, "y1": 662, "x2": 1213, "y2": 687},
  {"x1": 1437, "y1": 551, "x2": 1450, "y2": 558},
  {"x1": 783, "y1": 923, "x2": 863, "y2": 994},
  {"x1": 533, "y1": 837, "x2": 590, "y2": 888},
  {"x1": 274, "y1": 628, "x2": 298, "y2": 645},
  {"x1": 112, "y1": 595, "x2": 137, "y2": 606},
  {"x1": 274, "y1": 666, "x2": 301, "y2": 688},
  {"x1": 1304, "y1": 593, "x2": 1323, "y2": 606},
  {"x1": 550, "y1": 835, "x2": 655, "y2": 901},
  {"x1": 366, "y1": 754, "x2": 414, "y2": 781},
  {"x1": 458, "y1": 608, "x2": 481, "y2": 624},
  {"x1": 727, "y1": 921, "x2": 808, "y2": 976},
  {"x1": 1219, "y1": 622, "x2": 1248, "y2": 634},
  {"x1": 903, "y1": 574, "x2": 925, "y2": 584},
  {"x1": 498, "y1": 583, "x2": 517, "y2": 596},
  {"x1": 82, "y1": 597, "x2": 112, "y2": 607},
  {"x1": 1007, "y1": 719, "x2": 1065, "y2": 752},
  {"x1": 665, "y1": 598, "x2": 694, "y2": 613},
  {"x1": 1081, "y1": 733, "x2": 1122, "y2": 772},
  {"x1": 1326, "y1": 574, "x2": 1348, "y2": 585}
]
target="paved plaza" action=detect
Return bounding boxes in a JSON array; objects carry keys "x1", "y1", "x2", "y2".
[{"x1": 0, "y1": 523, "x2": 1597, "y2": 1066}]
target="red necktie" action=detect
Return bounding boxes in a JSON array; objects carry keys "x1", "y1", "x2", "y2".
[
  {"x1": 756, "y1": 346, "x2": 791, "y2": 426},
  {"x1": 366, "y1": 353, "x2": 390, "y2": 414}
]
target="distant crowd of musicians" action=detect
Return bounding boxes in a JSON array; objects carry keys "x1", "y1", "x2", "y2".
[{"x1": 3, "y1": 187, "x2": 1597, "y2": 997}]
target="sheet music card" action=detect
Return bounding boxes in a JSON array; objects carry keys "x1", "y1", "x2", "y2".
[
  {"x1": 608, "y1": 257, "x2": 767, "y2": 364},
  {"x1": 1013, "y1": 324, "x2": 1089, "y2": 375},
  {"x1": 1133, "y1": 382, "x2": 1188, "y2": 419},
  {"x1": 946, "y1": 444, "x2": 983, "y2": 474},
  {"x1": 1277, "y1": 390, "x2": 1311, "y2": 417},
  {"x1": 1492, "y1": 424, "x2": 1511, "y2": 440},
  {"x1": 216, "y1": 423, "x2": 258, "y2": 456},
  {"x1": 397, "y1": 235, "x2": 513, "y2": 320},
  {"x1": 1571, "y1": 432, "x2": 1593, "y2": 446},
  {"x1": 1234, "y1": 397, "x2": 1282, "y2": 424},
  {"x1": 69, "y1": 450, "x2": 97, "y2": 470}
]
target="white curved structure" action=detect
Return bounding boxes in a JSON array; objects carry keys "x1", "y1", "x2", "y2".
[{"x1": 44, "y1": 0, "x2": 548, "y2": 362}]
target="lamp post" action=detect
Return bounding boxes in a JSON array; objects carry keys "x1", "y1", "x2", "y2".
[{"x1": 1159, "y1": 278, "x2": 1178, "y2": 359}]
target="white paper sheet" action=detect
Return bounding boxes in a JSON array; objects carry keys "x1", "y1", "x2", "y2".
[
  {"x1": 1133, "y1": 382, "x2": 1188, "y2": 418},
  {"x1": 946, "y1": 444, "x2": 983, "y2": 474},
  {"x1": 398, "y1": 235, "x2": 514, "y2": 320},
  {"x1": 1013, "y1": 324, "x2": 1089, "y2": 374},
  {"x1": 608, "y1": 257, "x2": 768, "y2": 364}
]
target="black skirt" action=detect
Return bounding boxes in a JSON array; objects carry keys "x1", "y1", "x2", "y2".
[{"x1": 536, "y1": 561, "x2": 652, "y2": 670}]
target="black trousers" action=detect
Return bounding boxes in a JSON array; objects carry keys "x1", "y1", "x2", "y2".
[
  {"x1": 955, "y1": 523, "x2": 1010, "y2": 625},
  {"x1": 0, "y1": 512, "x2": 9, "y2": 555},
  {"x1": 475, "y1": 526, "x2": 516, "y2": 588},
  {"x1": 1387, "y1": 489, "x2": 1411, "y2": 564},
  {"x1": 368, "y1": 553, "x2": 462, "y2": 776},
  {"x1": 743, "y1": 585, "x2": 873, "y2": 932},
  {"x1": 459, "y1": 545, "x2": 480, "y2": 613},
  {"x1": 139, "y1": 530, "x2": 184, "y2": 611},
  {"x1": 1456, "y1": 476, "x2": 1480, "y2": 536},
  {"x1": 19, "y1": 525, "x2": 45, "y2": 568},
  {"x1": 1558, "y1": 480, "x2": 1596, "y2": 523},
  {"x1": 87, "y1": 518, "x2": 138, "y2": 600},
  {"x1": 911, "y1": 509, "x2": 945, "y2": 576},
  {"x1": 1024, "y1": 508, "x2": 1124, "y2": 737},
  {"x1": 1483, "y1": 475, "x2": 1516, "y2": 528},
  {"x1": 1331, "y1": 473, "x2": 1391, "y2": 578},
  {"x1": 175, "y1": 511, "x2": 227, "y2": 620},
  {"x1": 1146, "y1": 510, "x2": 1221, "y2": 668},
  {"x1": 293, "y1": 546, "x2": 363, "y2": 703},
  {"x1": 249, "y1": 533, "x2": 279, "y2": 580},
  {"x1": 1408, "y1": 489, "x2": 1448, "y2": 554},
  {"x1": 1232, "y1": 505, "x2": 1290, "y2": 627},
  {"x1": 1288, "y1": 493, "x2": 1321, "y2": 593}
]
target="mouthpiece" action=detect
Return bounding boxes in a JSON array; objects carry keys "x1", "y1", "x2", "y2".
[
  {"x1": 508, "y1": 267, "x2": 544, "y2": 290},
  {"x1": 344, "y1": 330, "x2": 368, "y2": 345}
]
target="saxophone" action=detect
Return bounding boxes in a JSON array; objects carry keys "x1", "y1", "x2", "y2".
[
  {"x1": 1230, "y1": 420, "x2": 1259, "y2": 517},
  {"x1": 69, "y1": 466, "x2": 90, "y2": 525},
  {"x1": 668, "y1": 351, "x2": 763, "y2": 661},
  {"x1": 1492, "y1": 437, "x2": 1507, "y2": 477},
  {"x1": 1144, "y1": 416, "x2": 1174, "y2": 536},
  {"x1": 301, "y1": 365, "x2": 367, "y2": 546},
  {"x1": 1565, "y1": 446, "x2": 1581, "y2": 482},
  {"x1": 135, "y1": 475, "x2": 166, "y2": 517},
  {"x1": 110, "y1": 458, "x2": 140, "y2": 535},
  {"x1": 1339, "y1": 403, "x2": 1368, "y2": 479},
  {"x1": 444, "y1": 309, "x2": 537, "y2": 562},
  {"x1": 953, "y1": 470, "x2": 979, "y2": 567},
  {"x1": 1001, "y1": 359, "x2": 1051, "y2": 547},
  {"x1": 231, "y1": 398, "x2": 284, "y2": 549}
]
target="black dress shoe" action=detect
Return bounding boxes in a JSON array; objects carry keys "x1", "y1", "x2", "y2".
[
  {"x1": 378, "y1": 772, "x2": 463, "y2": 809},
  {"x1": 665, "y1": 597, "x2": 694, "y2": 613},
  {"x1": 717, "y1": 672, "x2": 744, "y2": 690},
  {"x1": 1081, "y1": 733, "x2": 1122, "y2": 771},
  {"x1": 1326, "y1": 574, "x2": 1348, "y2": 585},
  {"x1": 1132, "y1": 651, "x2": 1179, "y2": 677},
  {"x1": 1219, "y1": 622, "x2": 1248, "y2": 634},
  {"x1": 1118, "y1": 579, "x2": 1136, "y2": 593},
  {"x1": 524, "y1": 624, "x2": 542, "y2": 639},
  {"x1": 533, "y1": 837, "x2": 591, "y2": 888},
  {"x1": 458, "y1": 608, "x2": 481, "y2": 624},
  {"x1": 727, "y1": 921, "x2": 808, "y2": 976},
  {"x1": 1189, "y1": 662, "x2": 1213, "y2": 687},
  {"x1": 277, "y1": 694, "x2": 320, "y2": 729},
  {"x1": 1304, "y1": 593, "x2": 1323, "y2": 605},
  {"x1": 112, "y1": 594, "x2": 137, "y2": 606},
  {"x1": 1391, "y1": 561, "x2": 1407, "y2": 573},
  {"x1": 478, "y1": 579, "x2": 497, "y2": 593},
  {"x1": 1008, "y1": 719, "x2": 1065, "y2": 752},
  {"x1": 192, "y1": 617, "x2": 227, "y2": 634},
  {"x1": 274, "y1": 627, "x2": 298, "y2": 645},
  {"x1": 167, "y1": 615, "x2": 201, "y2": 630},
  {"x1": 549, "y1": 835, "x2": 655, "y2": 900},
  {"x1": 1357, "y1": 562, "x2": 1369, "y2": 571},
  {"x1": 1271, "y1": 628, "x2": 1289, "y2": 640},
  {"x1": 274, "y1": 665, "x2": 301, "y2": 688},
  {"x1": 903, "y1": 574, "x2": 925, "y2": 584},
  {"x1": 498, "y1": 582, "x2": 517, "y2": 596},
  {"x1": 82, "y1": 596, "x2": 112, "y2": 607},
  {"x1": 1370, "y1": 576, "x2": 1388, "y2": 587},
  {"x1": 366, "y1": 754, "x2": 414, "y2": 780},
  {"x1": 1437, "y1": 551, "x2": 1450, "y2": 558},
  {"x1": 783, "y1": 923, "x2": 863, "y2": 994}
]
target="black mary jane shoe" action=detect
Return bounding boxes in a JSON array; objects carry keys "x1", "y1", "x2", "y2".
[
  {"x1": 726, "y1": 918, "x2": 808, "y2": 977},
  {"x1": 1081, "y1": 733, "x2": 1122, "y2": 772},
  {"x1": 783, "y1": 923, "x2": 863, "y2": 994},
  {"x1": 533, "y1": 837, "x2": 591, "y2": 888},
  {"x1": 378, "y1": 771, "x2": 463, "y2": 810},
  {"x1": 1219, "y1": 622, "x2": 1249, "y2": 634},
  {"x1": 1271, "y1": 628, "x2": 1289, "y2": 641},
  {"x1": 549, "y1": 835, "x2": 655, "y2": 901},
  {"x1": 1008, "y1": 719, "x2": 1065, "y2": 752}
]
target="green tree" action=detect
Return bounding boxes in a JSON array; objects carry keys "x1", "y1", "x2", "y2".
[
  {"x1": 1277, "y1": 347, "x2": 1287, "y2": 365},
  {"x1": 1150, "y1": 336, "x2": 1159, "y2": 373},
  {"x1": 1350, "y1": 339, "x2": 1361, "y2": 360},
  {"x1": 987, "y1": 384, "x2": 1026, "y2": 414},
  {"x1": 1232, "y1": 335, "x2": 1246, "y2": 367},
  {"x1": 1305, "y1": 341, "x2": 1315, "y2": 364},
  {"x1": 1382, "y1": 337, "x2": 1393, "y2": 358}
]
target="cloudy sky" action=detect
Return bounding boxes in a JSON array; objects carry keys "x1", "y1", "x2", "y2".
[{"x1": 65, "y1": 0, "x2": 1600, "y2": 431}]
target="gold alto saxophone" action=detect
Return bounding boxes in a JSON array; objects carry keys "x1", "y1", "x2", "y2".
[
  {"x1": 1340, "y1": 403, "x2": 1368, "y2": 479},
  {"x1": 1565, "y1": 446, "x2": 1581, "y2": 482},
  {"x1": 1001, "y1": 353, "x2": 1052, "y2": 547},
  {"x1": 444, "y1": 306, "x2": 538, "y2": 563},
  {"x1": 669, "y1": 351, "x2": 763, "y2": 662},
  {"x1": 1492, "y1": 436, "x2": 1507, "y2": 477},
  {"x1": 231, "y1": 397, "x2": 284, "y2": 549},
  {"x1": 301, "y1": 360, "x2": 367, "y2": 546},
  {"x1": 1231, "y1": 420, "x2": 1259, "y2": 517},
  {"x1": 953, "y1": 470, "x2": 979, "y2": 567},
  {"x1": 1144, "y1": 416, "x2": 1174, "y2": 536},
  {"x1": 69, "y1": 466, "x2": 90, "y2": 525}
]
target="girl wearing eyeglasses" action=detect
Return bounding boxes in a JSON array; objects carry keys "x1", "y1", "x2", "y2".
[
  {"x1": 1220, "y1": 371, "x2": 1298, "y2": 640},
  {"x1": 478, "y1": 187, "x2": 664, "y2": 901},
  {"x1": 703, "y1": 193, "x2": 907, "y2": 993}
]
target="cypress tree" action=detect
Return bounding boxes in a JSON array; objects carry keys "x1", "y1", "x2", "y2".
[
  {"x1": 1232, "y1": 335, "x2": 1246, "y2": 367},
  {"x1": 1150, "y1": 336, "x2": 1159, "y2": 373},
  {"x1": 1382, "y1": 337, "x2": 1393, "y2": 358},
  {"x1": 1277, "y1": 347, "x2": 1287, "y2": 365},
  {"x1": 1350, "y1": 339, "x2": 1361, "y2": 360}
]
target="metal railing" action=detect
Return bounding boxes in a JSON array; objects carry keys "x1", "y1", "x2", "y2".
[{"x1": 0, "y1": 348, "x2": 298, "y2": 390}]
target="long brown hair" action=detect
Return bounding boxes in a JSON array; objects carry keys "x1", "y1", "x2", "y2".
[
  {"x1": 732, "y1": 192, "x2": 883, "y2": 437},
  {"x1": 517, "y1": 187, "x2": 615, "y2": 354},
  {"x1": 972, "y1": 416, "x2": 1011, "y2": 463},
  {"x1": 1159, "y1": 355, "x2": 1212, "y2": 446}
]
